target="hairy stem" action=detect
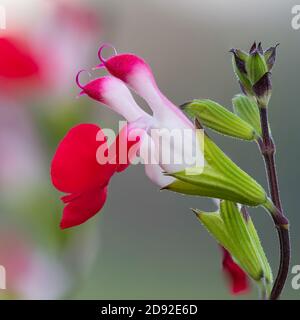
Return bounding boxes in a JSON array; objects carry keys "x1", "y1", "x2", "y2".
[{"x1": 258, "y1": 107, "x2": 290, "y2": 300}]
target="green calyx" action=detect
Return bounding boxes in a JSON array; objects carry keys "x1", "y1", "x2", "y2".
[
  {"x1": 165, "y1": 130, "x2": 267, "y2": 206},
  {"x1": 181, "y1": 99, "x2": 258, "y2": 140},
  {"x1": 230, "y1": 42, "x2": 277, "y2": 107},
  {"x1": 230, "y1": 49, "x2": 254, "y2": 96},
  {"x1": 232, "y1": 94, "x2": 262, "y2": 136},
  {"x1": 194, "y1": 201, "x2": 273, "y2": 291},
  {"x1": 246, "y1": 48, "x2": 268, "y2": 85}
]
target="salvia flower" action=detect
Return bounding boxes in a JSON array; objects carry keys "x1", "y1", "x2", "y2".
[{"x1": 51, "y1": 44, "x2": 270, "y2": 229}]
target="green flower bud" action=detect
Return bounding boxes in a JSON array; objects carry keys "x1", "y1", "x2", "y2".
[
  {"x1": 230, "y1": 42, "x2": 278, "y2": 107},
  {"x1": 181, "y1": 99, "x2": 258, "y2": 140},
  {"x1": 194, "y1": 201, "x2": 273, "y2": 292}
]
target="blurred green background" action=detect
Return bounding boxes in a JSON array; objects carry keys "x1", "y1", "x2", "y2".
[{"x1": 0, "y1": 0, "x2": 299, "y2": 299}]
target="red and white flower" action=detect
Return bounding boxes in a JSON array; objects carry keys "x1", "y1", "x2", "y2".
[{"x1": 50, "y1": 45, "x2": 249, "y2": 295}]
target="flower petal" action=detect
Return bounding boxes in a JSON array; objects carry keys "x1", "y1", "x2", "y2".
[
  {"x1": 51, "y1": 121, "x2": 148, "y2": 229},
  {"x1": 139, "y1": 133, "x2": 175, "y2": 187},
  {"x1": 60, "y1": 187, "x2": 107, "y2": 229},
  {"x1": 221, "y1": 247, "x2": 250, "y2": 295},
  {"x1": 51, "y1": 123, "x2": 114, "y2": 193},
  {"x1": 77, "y1": 74, "x2": 149, "y2": 122},
  {"x1": 144, "y1": 163, "x2": 175, "y2": 188}
]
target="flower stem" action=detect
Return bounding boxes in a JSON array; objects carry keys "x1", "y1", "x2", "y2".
[{"x1": 257, "y1": 106, "x2": 290, "y2": 300}]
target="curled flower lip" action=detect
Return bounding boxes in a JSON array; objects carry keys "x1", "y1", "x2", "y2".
[{"x1": 96, "y1": 43, "x2": 118, "y2": 68}]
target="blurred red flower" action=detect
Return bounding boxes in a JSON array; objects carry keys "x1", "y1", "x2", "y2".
[
  {"x1": 0, "y1": 36, "x2": 42, "y2": 96},
  {"x1": 221, "y1": 247, "x2": 250, "y2": 295}
]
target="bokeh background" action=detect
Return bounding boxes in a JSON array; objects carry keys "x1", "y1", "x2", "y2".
[{"x1": 0, "y1": 0, "x2": 299, "y2": 299}]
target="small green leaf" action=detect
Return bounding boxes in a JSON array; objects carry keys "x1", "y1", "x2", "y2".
[
  {"x1": 232, "y1": 94, "x2": 262, "y2": 136},
  {"x1": 181, "y1": 99, "x2": 257, "y2": 140}
]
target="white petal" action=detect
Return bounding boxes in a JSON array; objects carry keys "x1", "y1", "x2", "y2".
[
  {"x1": 102, "y1": 76, "x2": 149, "y2": 122},
  {"x1": 144, "y1": 162, "x2": 175, "y2": 188}
]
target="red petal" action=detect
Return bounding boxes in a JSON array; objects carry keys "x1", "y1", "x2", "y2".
[
  {"x1": 104, "y1": 54, "x2": 147, "y2": 83},
  {"x1": 60, "y1": 187, "x2": 107, "y2": 229},
  {"x1": 51, "y1": 124, "x2": 115, "y2": 193},
  {"x1": 51, "y1": 122, "x2": 143, "y2": 229},
  {"x1": 221, "y1": 247, "x2": 250, "y2": 295},
  {"x1": 0, "y1": 36, "x2": 40, "y2": 79}
]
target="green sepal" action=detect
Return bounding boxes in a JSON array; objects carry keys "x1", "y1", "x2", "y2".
[
  {"x1": 230, "y1": 49, "x2": 254, "y2": 96},
  {"x1": 220, "y1": 201, "x2": 264, "y2": 281},
  {"x1": 263, "y1": 44, "x2": 279, "y2": 71},
  {"x1": 246, "y1": 50, "x2": 268, "y2": 85},
  {"x1": 194, "y1": 201, "x2": 273, "y2": 288},
  {"x1": 181, "y1": 99, "x2": 257, "y2": 140},
  {"x1": 194, "y1": 210, "x2": 233, "y2": 249},
  {"x1": 246, "y1": 214, "x2": 273, "y2": 287},
  {"x1": 166, "y1": 131, "x2": 267, "y2": 206},
  {"x1": 161, "y1": 179, "x2": 206, "y2": 196},
  {"x1": 232, "y1": 94, "x2": 262, "y2": 136}
]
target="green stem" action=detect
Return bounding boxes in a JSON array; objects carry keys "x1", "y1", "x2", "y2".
[{"x1": 258, "y1": 107, "x2": 290, "y2": 300}]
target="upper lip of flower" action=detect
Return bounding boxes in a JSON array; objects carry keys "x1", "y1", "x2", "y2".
[{"x1": 95, "y1": 46, "x2": 194, "y2": 130}]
